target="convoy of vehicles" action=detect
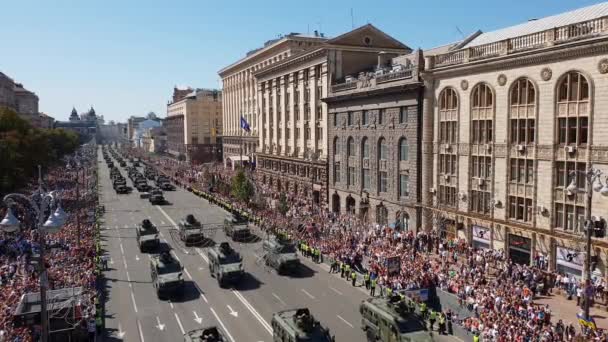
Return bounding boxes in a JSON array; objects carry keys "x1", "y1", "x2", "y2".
[
  {"x1": 262, "y1": 234, "x2": 300, "y2": 275},
  {"x1": 149, "y1": 189, "x2": 165, "y2": 204},
  {"x1": 223, "y1": 213, "x2": 251, "y2": 241},
  {"x1": 271, "y1": 308, "x2": 335, "y2": 342},
  {"x1": 183, "y1": 327, "x2": 227, "y2": 342},
  {"x1": 207, "y1": 242, "x2": 244, "y2": 287}
]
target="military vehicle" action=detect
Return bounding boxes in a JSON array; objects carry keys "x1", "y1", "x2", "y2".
[
  {"x1": 150, "y1": 251, "x2": 184, "y2": 299},
  {"x1": 135, "y1": 180, "x2": 150, "y2": 192},
  {"x1": 149, "y1": 189, "x2": 165, "y2": 205},
  {"x1": 156, "y1": 175, "x2": 170, "y2": 186},
  {"x1": 359, "y1": 295, "x2": 433, "y2": 342},
  {"x1": 119, "y1": 160, "x2": 127, "y2": 167},
  {"x1": 178, "y1": 214, "x2": 205, "y2": 246},
  {"x1": 223, "y1": 213, "x2": 250, "y2": 241},
  {"x1": 207, "y1": 242, "x2": 244, "y2": 287},
  {"x1": 115, "y1": 184, "x2": 128, "y2": 194},
  {"x1": 262, "y1": 235, "x2": 299, "y2": 275},
  {"x1": 160, "y1": 182, "x2": 176, "y2": 191},
  {"x1": 183, "y1": 327, "x2": 227, "y2": 342},
  {"x1": 271, "y1": 308, "x2": 335, "y2": 342},
  {"x1": 136, "y1": 219, "x2": 160, "y2": 251}
]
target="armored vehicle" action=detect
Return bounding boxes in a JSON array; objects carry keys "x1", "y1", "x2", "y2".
[
  {"x1": 207, "y1": 242, "x2": 243, "y2": 287},
  {"x1": 178, "y1": 214, "x2": 204, "y2": 246},
  {"x1": 149, "y1": 189, "x2": 165, "y2": 205},
  {"x1": 119, "y1": 160, "x2": 126, "y2": 167},
  {"x1": 115, "y1": 184, "x2": 128, "y2": 194},
  {"x1": 156, "y1": 175, "x2": 170, "y2": 186},
  {"x1": 262, "y1": 235, "x2": 299, "y2": 275},
  {"x1": 183, "y1": 327, "x2": 227, "y2": 342},
  {"x1": 272, "y1": 308, "x2": 335, "y2": 342},
  {"x1": 136, "y1": 180, "x2": 150, "y2": 192},
  {"x1": 359, "y1": 296, "x2": 433, "y2": 342},
  {"x1": 223, "y1": 213, "x2": 250, "y2": 241},
  {"x1": 150, "y1": 251, "x2": 184, "y2": 299},
  {"x1": 160, "y1": 182, "x2": 176, "y2": 191},
  {"x1": 136, "y1": 219, "x2": 160, "y2": 251}
]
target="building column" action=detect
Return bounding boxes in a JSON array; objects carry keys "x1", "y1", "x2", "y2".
[
  {"x1": 298, "y1": 71, "x2": 305, "y2": 158},
  {"x1": 421, "y1": 77, "x2": 436, "y2": 231},
  {"x1": 320, "y1": 62, "x2": 328, "y2": 161},
  {"x1": 272, "y1": 79, "x2": 278, "y2": 155},
  {"x1": 310, "y1": 66, "x2": 318, "y2": 153},
  {"x1": 288, "y1": 73, "x2": 296, "y2": 157},
  {"x1": 280, "y1": 76, "x2": 287, "y2": 156}
]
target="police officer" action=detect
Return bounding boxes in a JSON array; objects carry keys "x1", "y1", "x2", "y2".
[
  {"x1": 473, "y1": 333, "x2": 480, "y2": 342},
  {"x1": 370, "y1": 278, "x2": 377, "y2": 296},
  {"x1": 340, "y1": 262, "x2": 346, "y2": 278},
  {"x1": 429, "y1": 309, "x2": 436, "y2": 331},
  {"x1": 344, "y1": 263, "x2": 351, "y2": 280},
  {"x1": 364, "y1": 272, "x2": 370, "y2": 290},
  {"x1": 446, "y1": 309, "x2": 453, "y2": 335},
  {"x1": 351, "y1": 271, "x2": 357, "y2": 286},
  {"x1": 438, "y1": 311, "x2": 446, "y2": 335},
  {"x1": 408, "y1": 298, "x2": 416, "y2": 313},
  {"x1": 420, "y1": 301, "x2": 427, "y2": 320},
  {"x1": 386, "y1": 287, "x2": 393, "y2": 298}
]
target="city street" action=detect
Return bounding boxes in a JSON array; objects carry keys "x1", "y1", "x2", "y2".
[{"x1": 98, "y1": 154, "x2": 370, "y2": 342}]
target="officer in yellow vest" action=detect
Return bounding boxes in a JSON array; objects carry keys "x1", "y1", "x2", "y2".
[
  {"x1": 344, "y1": 264, "x2": 351, "y2": 279},
  {"x1": 438, "y1": 312, "x2": 446, "y2": 335},
  {"x1": 473, "y1": 333, "x2": 480, "y2": 342},
  {"x1": 420, "y1": 302, "x2": 427, "y2": 320},
  {"x1": 340, "y1": 262, "x2": 346, "y2": 278},
  {"x1": 429, "y1": 309, "x2": 437, "y2": 331},
  {"x1": 386, "y1": 287, "x2": 393, "y2": 298},
  {"x1": 351, "y1": 271, "x2": 357, "y2": 286},
  {"x1": 370, "y1": 278, "x2": 377, "y2": 296},
  {"x1": 364, "y1": 272, "x2": 371, "y2": 290}
]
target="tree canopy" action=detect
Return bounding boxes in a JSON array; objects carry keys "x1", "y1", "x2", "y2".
[
  {"x1": 0, "y1": 107, "x2": 79, "y2": 194},
  {"x1": 230, "y1": 170, "x2": 253, "y2": 202}
]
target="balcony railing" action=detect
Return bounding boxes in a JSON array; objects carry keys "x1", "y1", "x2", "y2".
[
  {"x1": 376, "y1": 69, "x2": 413, "y2": 83},
  {"x1": 331, "y1": 81, "x2": 357, "y2": 93},
  {"x1": 431, "y1": 17, "x2": 607, "y2": 68},
  {"x1": 331, "y1": 67, "x2": 415, "y2": 93}
]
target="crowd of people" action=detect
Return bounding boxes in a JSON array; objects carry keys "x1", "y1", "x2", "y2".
[
  {"x1": 0, "y1": 146, "x2": 99, "y2": 342},
  {"x1": 132, "y1": 149, "x2": 608, "y2": 341}
]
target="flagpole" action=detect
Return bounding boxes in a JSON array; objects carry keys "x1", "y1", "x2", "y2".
[{"x1": 240, "y1": 114, "x2": 243, "y2": 170}]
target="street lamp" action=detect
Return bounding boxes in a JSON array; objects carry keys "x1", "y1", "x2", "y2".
[
  {"x1": 0, "y1": 166, "x2": 67, "y2": 342},
  {"x1": 567, "y1": 166, "x2": 607, "y2": 322}
]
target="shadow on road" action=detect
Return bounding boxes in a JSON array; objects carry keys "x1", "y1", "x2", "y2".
[
  {"x1": 288, "y1": 263, "x2": 317, "y2": 279},
  {"x1": 166, "y1": 281, "x2": 201, "y2": 303},
  {"x1": 233, "y1": 272, "x2": 264, "y2": 291}
]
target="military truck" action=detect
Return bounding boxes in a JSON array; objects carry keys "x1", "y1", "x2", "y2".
[
  {"x1": 359, "y1": 295, "x2": 434, "y2": 342},
  {"x1": 160, "y1": 182, "x2": 176, "y2": 191},
  {"x1": 183, "y1": 327, "x2": 227, "y2": 342},
  {"x1": 136, "y1": 219, "x2": 160, "y2": 252},
  {"x1": 115, "y1": 184, "x2": 128, "y2": 194},
  {"x1": 223, "y1": 213, "x2": 251, "y2": 241},
  {"x1": 178, "y1": 214, "x2": 205, "y2": 246},
  {"x1": 135, "y1": 180, "x2": 150, "y2": 192},
  {"x1": 150, "y1": 251, "x2": 184, "y2": 299},
  {"x1": 207, "y1": 242, "x2": 244, "y2": 287},
  {"x1": 262, "y1": 235, "x2": 300, "y2": 275},
  {"x1": 149, "y1": 189, "x2": 165, "y2": 205},
  {"x1": 271, "y1": 308, "x2": 335, "y2": 342}
]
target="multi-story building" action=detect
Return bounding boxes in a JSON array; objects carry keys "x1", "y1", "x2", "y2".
[
  {"x1": 127, "y1": 116, "x2": 146, "y2": 142},
  {"x1": 423, "y1": 2, "x2": 608, "y2": 279},
  {"x1": 219, "y1": 32, "x2": 327, "y2": 169},
  {"x1": 0, "y1": 72, "x2": 16, "y2": 111},
  {"x1": 324, "y1": 49, "x2": 423, "y2": 228},
  {"x1": 166, "y1": 88, "x2": 222, "y2": 163},
  {"x1": 254, "y1": 24, "x2": 411, "y2": 204},
  {"x1": 55, "y1": 107, "x2": 98, "y2": 136}
]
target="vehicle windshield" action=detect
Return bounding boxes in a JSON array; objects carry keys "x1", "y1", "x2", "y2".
[
  {"x1": 158, "y1": 262, "x2": 181, "y2": 274},
  {"x1": 395, "y1": 317, "x2": 425, "y2": 334},
  {"x1": 279, "y1": 244, "x2": 296, "y2": 253},
  {"x1": 219, "y1": 253, "x2": 242, "y2": 264},
  {"x1": 141, "y1": 225, "x2": 158, "y2": 234}
]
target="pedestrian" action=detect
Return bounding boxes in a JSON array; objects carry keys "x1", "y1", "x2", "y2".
[
  {"x1": 340, "y1": 261, "x2": 345, "y2": 278},
  {"x1": 438, "y1": 312, "x2": 446, "y2": 335},
  {"x1": 370, "y1": 278, "x2": 376, "y2": 297},
  {"x1": 420, "y1": 301, "x2": 427, "y2": 320},
  {"x1": 351, "y1": 271, "x2": 357, "y2": 286},
  {"x1": 88, "y1": 318, "x2": 96, "y2": 342},
  {"x1": 577, "y1": 286, "x2": 582, "y2": 306},
  {"x1": 364, "y1": 272, "x2": 370, "y2": 290},
  {"x1": 429, "y1": 309, "x2": 436, "y2": 331}
]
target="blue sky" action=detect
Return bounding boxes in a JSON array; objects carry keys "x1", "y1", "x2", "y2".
[{"x1": 1, "y1": 0, "x2": 604, "y2": 123}]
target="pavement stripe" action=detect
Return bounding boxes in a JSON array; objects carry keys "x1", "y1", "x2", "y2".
[
  {"x1": 137, "y1": 318, "x2": 146, "y2": 341},
  {"x1": 330, "y1": 287, "x2": 343, "y2": 295},
  {"x1": 130, "y1": 290, "x2": 139, "y2": 313},
  {"x1": 337, "y1": 314, "x2": 354, "y2": 328},
  {"x1": 233, "y1": 290, "x2": 273, "y2": 335},
  {"x1": 184, "y1": 268, "x2": 192, "y2": 280},
  {"x1": 174, "y1": 313, "x2": 185, "y2": 334},
  {"x1": 210, "y1": 307, "x2": 236, "y2": 342},
  {"x1": 196, "y1": 248, "x2": 210, "y2": 264},
  {"x1": 301, "y1": 289, "x2": 316, "y2": 300},
  {"x1": 272, "y1": 293, "x2": 286, "y2": 306}
]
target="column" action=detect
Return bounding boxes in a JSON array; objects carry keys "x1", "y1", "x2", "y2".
[
  {"x1": 310, "y1": 66, "x2": 318, "y2": 152},
  {"x1": 320, "y1": 62, "x2": 328, "y2": 160},
  {"x1": 280, "y1": 75, "x2": 287, "y2": 156},
  {"x1": 272, "y1": 79, "x2": 278, "y2": 156},
  {"x1": 298, "y1": 70, "x2": 305, "y2": 158},
  {"x1": 421, "y1": 77, "x2": 435, "y2": 231},
  {"x1": 288, "y1": 73, "x2": 296, "y2": 157}
]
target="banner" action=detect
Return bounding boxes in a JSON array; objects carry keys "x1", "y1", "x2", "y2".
[
  {"x1": 400, "y1": 288, "x2": 429, "y2": 302},
  {"x1": 385, "y1": 256, "x2": 401, "y2": 276}
]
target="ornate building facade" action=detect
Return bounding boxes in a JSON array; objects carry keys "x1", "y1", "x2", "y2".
[
  {"x1": 422, "y1": 2, "x2": 608, "y2": 279},
  {"x1": 324, "y1": 49, "x2": 423, "y2": 228},
  {"x1": 254, "y1": 25, "x2": 411, "y2": 204}
]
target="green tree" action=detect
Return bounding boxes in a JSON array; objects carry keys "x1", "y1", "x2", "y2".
[
  {"x1": 230, "y1": 170, "x2": 253, "y2": 202},
  {"x1": 277, "y1": 193, "x2": 289, "y2": 216}
]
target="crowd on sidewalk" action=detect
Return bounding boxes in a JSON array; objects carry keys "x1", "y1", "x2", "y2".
[
  {"x1": 0, "y1": 150, "x2": 99, "y2": 342},
  {"x1": 133, "y1": 149, "x2": 608, "y2": 341}
]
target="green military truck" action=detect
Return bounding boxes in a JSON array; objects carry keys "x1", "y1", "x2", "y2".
[
  {"x1": 136, "y1": 219, "x2": 160, "y2": 252},
  {"x1": 150, "y1": 252, "x2": 184, "y2": 299},
  {"x1": 178, "y1": 214, "x2": 205, "y2": 246},
  {"x1": 183, "y1": 327, "x2": 227, "y2": 342},
  {"x1": 149, "y1": 189, "x2": 165, "y2": 205},
  {"x1": 271, "y1": 308, "x2": 335, "y2": 342},
  {"x1": 223, "y1": 213, "x2": 251, "y2": 241},
  {"x1": 262, "y1": 235, "x2": 300, "y2": 275},
  {"x1": 207, "y1": 242, "x2": 244, "y2": 287},
  {"x1": 359, "y1": 296, "x2": 434, "y2": 342}
]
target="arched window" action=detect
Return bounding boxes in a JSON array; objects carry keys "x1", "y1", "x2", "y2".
[
  {"x1": 347, "y1": 137, "x2": 355, "y2": 157},
  {"x1": 556, "y1": 72, "x2": 590, "y2": 146},
  {"x1": 333, "y1": 137, "x2": 340, "y2": 156},
  {"x1": 470, "y1": 83, "x2": 494, "y2": 144},
  {"x1": 509, "y1": 78, "x2": 536, "y2": 145},
  {"x1": 361, "y1": 137, "x2": 370, "y2": 159},
  {"x1": 438, "y1": 87, "x2": 459, "y2": 207},
  {"x1": 399, "y1": 138, "x2": 409, "y2": 161},
  {"x1": 558, "y1": 72, "x2": 589, "y2": 102},
  {"x1": 378, "y1": 138, "x2": 388, "y2": 160}
]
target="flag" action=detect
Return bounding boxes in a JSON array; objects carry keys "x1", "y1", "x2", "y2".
[{"x1": 240, "y1": 116, "x2": 251, "y2": 133}]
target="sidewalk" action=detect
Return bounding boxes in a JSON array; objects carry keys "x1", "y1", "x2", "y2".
[{"x1": 534, "y1": 290, "x2": 607, "y2": 329}]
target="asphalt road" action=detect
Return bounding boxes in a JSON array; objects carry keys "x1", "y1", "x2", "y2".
[{"x1": 98, "y1": 151, "x2": 455, "y2": 342}]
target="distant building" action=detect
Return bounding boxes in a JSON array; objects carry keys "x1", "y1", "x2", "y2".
[
  {"x1": 127, "y1": 116, "x2": 146, "y2": 142},
  {"x1": 98, "y1": 121, "x2": 127, "y2": 143},
  {"x1": 0, "y1": 72, "x2": 16, "y2": 111},
  {"x1": 54, "y1": 107, "x2": 98, "y2": 136},
  {"x1": 0, "y1": 73, "x2": 52, "y2": 129},
  {"x1": 133, "y1": 117, "x2": 162, "y2": 148}
]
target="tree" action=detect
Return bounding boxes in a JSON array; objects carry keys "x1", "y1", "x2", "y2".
[
  {"x1": 277, "y1": 193, "x2": 289, "y2": 216},
  {"x1": 231, "y1": 170, "x2": 253, "y2": 202}
]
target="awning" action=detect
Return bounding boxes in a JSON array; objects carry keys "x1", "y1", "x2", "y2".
[{"x1": 227, "y1": 156, "x2": 250, "y2": 162}]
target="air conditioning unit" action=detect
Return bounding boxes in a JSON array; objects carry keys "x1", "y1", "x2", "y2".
[
  {"x1": 459, "y1": 192, "x2": 467, "y2": 200},
  {"x1": 478, "y1": 178, "x2": 485, "y2": 186},
  {"x1": 565, "y1": 146, "x2": 576, "y2": 154},
  {"x1": 444, "y1": 144, "x2": 451, "y2": 151},
  {"x1": 444, "y1": 174, "x2": 450, "y2": 181},
  {"x1": 517, "y1": 144, "x2": 525, "y2": 152},
  {"x1": 492, "y1": 199, "x2": 502, "y2": 207},
  {"x1": 345, "y1": 75, "x2": 355, "y2": 83},
  {"x1": 429, "y1": 187, "x2": 436, "y2": 194},
  {"x1": 485, "y1": 144, "x2": 492, "y2": 153},
  {"x1": 537, "y1": 205, "x2": 547, "y2": 214}
]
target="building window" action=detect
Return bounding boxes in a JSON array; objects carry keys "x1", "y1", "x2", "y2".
[
  {"x1": 378, "y1": 138, "x2": 388, "y2": 161},
  {"x1": 362, "y1": 169, "x2": 370, "y2": 190},
  {"x1": 333, "y1": 113, "x2": 338, "y2": 127},
  {"x1": 379, "y1": 171, "x2": 388, "y2": 193},
  {"x1": 554, "y1": 203, "x2": 585, "y2": 232},
  {"x1": 556, "y1": 72, "x2": 590, "y2": 146},
  {"x1": 361, "y1": 137, "x2": 369, "y2": 159},
  {"x1": 439, "y1": 88, "x2": 458, "y2": 144},
  {"x1": 347, "y1": 137, "x2": 355, "y2": 157},
  {"x1": 508, "y1": 196, "x2": 533, "y2": 223},
  {"x1": 555, "y1": 161, "x2": 586, "y2": 188},
  {"x1": 439, "y1": 185, "x2": 457, "y2": 207},
  {"x1": 399, "y1": 138, "x2": 408, "y2": 161},
  {"x1": 470, "y1": 190, "x2": 491, "y2": 214},
  {"x1": 471, "y1": 83, "x2": 494, "y2": 144},
  {"x1": 509, "y1": 159, "x2": 534, "y2": 184},
  {"x1": 362, "y1": 110, "x2": 369, "y2": 125},
  {"x1": 471, "y1": 156, "x2": 492, "y2": 179},
  {"x1": 348, "y1": 166, "x2": 355, "y2": 186},
  {"x1": 399, "y1": 107, "x2": 408, "y2": 123},
  {"x1": 509, "y1": 119, "x2": 535, "y2": 144},
  {"x1": 334, "y1": 163, "x2": 340, "y2": 183},
  {"x1": 347, "y1": 111, "x2": 354, "y2": 126},
  {"x1": 333, "y1": 137, "x2": 340, "y2": 156},
  {"x1": 399, "y1": 174, "x2": 409, "y2": 197},
  {"x1": 378, "y1": 109, "x2": 385, "y2": 125},
  {"x1": 376, "y1": 205, "x2": 388, "y2": 225}
]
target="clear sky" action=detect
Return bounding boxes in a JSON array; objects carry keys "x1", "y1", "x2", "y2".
[{"x1": 1, "y1": 0, "x2": 604, "y2": 123}]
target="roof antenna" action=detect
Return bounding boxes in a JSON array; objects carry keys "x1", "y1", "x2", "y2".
[
  {"x1": 307, "y1": 24, "x2": 310, "y2": 35},
  {"x1": 455, "y1": 26, "x2": 465, "y2": 39},
  {"x1": 350, "y1": 8, "x2": 354, "y2": 29}
]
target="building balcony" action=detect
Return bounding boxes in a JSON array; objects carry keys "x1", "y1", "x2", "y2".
[{"x1": 330, "y1": 66, "x2": 415, "y2": 94}]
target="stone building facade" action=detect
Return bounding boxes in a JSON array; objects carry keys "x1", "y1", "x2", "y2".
[
  {"x1": 422, "y1": 2, "x2": 608, "y2": 279},
  {"x1": 0, "y1": 72, "x2": 16, "y2": 111},
  {"x1": 164, "y1": 114, "x2": 185, "y2": 157},
  {"x1": 324, "y1": 49, "x2": 423, "y2": 228},
  {"x1": 254, "y1": 25, "x2": 411, "y2": 204},
  {"x1": 219, "y1": 32, "x2": 327, "y2": 168}
]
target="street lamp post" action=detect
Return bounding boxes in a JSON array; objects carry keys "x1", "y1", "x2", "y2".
[
  {"x1": 0, "y1": 166, "x2": 67, "y2": 342},
  {"x1": 566, "y1": 166, "x2": 608, "y2": 322}
]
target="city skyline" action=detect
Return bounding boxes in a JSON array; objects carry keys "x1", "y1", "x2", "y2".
[{"x1": 2, "y1": 0, "x2": 604, "y2": 123}]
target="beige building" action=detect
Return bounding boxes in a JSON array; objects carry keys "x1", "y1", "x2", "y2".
[
  {"x1": 166, "y1": 88, "x2": 222, "y2": 163},
  {"x1": 218, "y1": 32, "x2": 327, "y2": 168},
  {"x1": 423, "y1": 2, "x2": 608, "y2": 279},
  {"x1": 254, "y1": 25, "x2": 411, "y2": 204}
]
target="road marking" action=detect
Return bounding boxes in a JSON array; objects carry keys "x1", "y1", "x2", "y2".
[
  {"x1": 233, "y1": 290, "x2": 273, "y2": 335},
  {"x1": 196, "y1": 248, "x2": 210, "y2": 264},
  {"x1": 124, "y1": 224, "x2": 129, "y2": 229},
  {"x1": 117, "y1": 323, "x2": 126, "y2": 338},
  {"x1": 130, "y1": 290, "x2": 138, "y2": 313},
  {"x1": 174, "y1": 312, "x2": 185, "y2": 334},
  {"x1": 169, "y1": 300, "x2": 174, "y2": 309},
  {"x1": 301, "y1": 289, "x2": 315, "y2": 300},
  {"x1": 170, "y1": 251, "x2": 182, "y2": 263},
  {"x1": 125, "y1": 269, "x2": 131, "y2": 282},
  {"x1": 193, "y1": 282, "x2": 209, "y2": 303},
  {"x1": 109, "y1": 257, "x2": 114, "y2": 265},
  {"x1": 137, "y1": 319, "x2": 146, "y2": 341},
  {"x1": 184, "y1": 268, "x2": 192, "y2": 280},
  {"x1": 272, "y1": 293, "x2": 286, "y2": 306},
  {"x1": 194, "y1": 311, "x2": 203, "y2": 324},
  {"x1": 120, "y1": 243, "x2": 125, "y2": 255},
  {"x1": 155, "y1": 316, "x2": 165, "y2": 331},
  {"x1": 135, "y1": 254, "x2": 140, "y2": 261},
  {"x1": 210, "y1": 307, "x2": 236, "y2": 342},
  {"x1": 227, "y1": 305, "x2": 238, "y2": 317},
  {"x1": 161, "y1": 220, "x2": 166, "y2": 225},
  {"x1": 337, "y1": 315, "x2": 354, "y2": 328},
  {"x1": 330, "y1": 287, "x2": 343, "y2": 295}
]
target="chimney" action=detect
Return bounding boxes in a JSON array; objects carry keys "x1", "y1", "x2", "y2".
[{"x1": 314, "y1": 30, "x2": 319, "y2": 37}]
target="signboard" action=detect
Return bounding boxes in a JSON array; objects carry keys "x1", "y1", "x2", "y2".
[
  {"x1": 472, "y1": 225, "x2": 490, "y2": 249},
  {"x1": 556, "y1": 246, "x2": 584, "y2": 278},
  {"x1": 400, "y1": 288, "x2": 430, "y2": 302},
  {"x1": 385, "y1": 256, "x2": 401, "y2": 276}
]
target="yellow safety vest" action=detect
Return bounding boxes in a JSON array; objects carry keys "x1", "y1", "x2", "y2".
[
  {"x1": 371, "y1": 279, "x2": 377, "y2": 288},
  {"x1": 473, "y1": 336, "x2": 479, "y2": 342},
  {"x1": 351, "y1": 272, "x2": 356, "y2": 280},
  {"x1": 420, "y1": 303, "x2": 427, "y2": 312}
]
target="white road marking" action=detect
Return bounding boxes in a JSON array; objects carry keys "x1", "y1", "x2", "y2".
[
  {"x1": 124, "y1": 224, "x2": 129, "y2": 229},
  {"x1": 196, "y1": 248, "x2": 210, "y2": 264},
  {"x1": 130, "y1": 290, "x2": 138, "y2": 313},
  {"x1": 210, "y1": 307, "x2": 236, "y2": 342},
  {"x1": 227, "y1": 305, "x2": 238, "y2": 317},
  {"x1": 155, "y1": 316, "x2": 165, "y2": 331},
  {"x1": 125, "y1": 269, "x2": 131, "y2": 282},
  {"x1": 174, "y1": 312, "x2": 185, "y2": 334},
  {"x1": 120, "y1": 243, "x2": 124, "y2": 255},
  {"x1": 137, "y1": 319, "x2": 146, "y2": 341},
  {"x1": 272, "y1": 293, "x2": 286, "y2": 306},
  {"x1": 330, "y1": 287, "x2": 343, "y2": 295},
  {"x1": 170, "y1": 251, "x2": 182, "y2": 263},
  {"x1": 184, "y1": 268, "x2": 192, "y2": 280},
  {"x1": 135, "y1": 255, "x2": 140, "y2": 261},
  {"x1": 193, "y1": 311, "x2": 203, "y2": 324},
  {"x1": 193, "y1": 283, "x2": 209, "y2": 303},
  {"x1": 117, "y1": 323, "x2": 126, "y2": 338},
  {"x1": 233, "y1": 290, "x2": 273, "y2": 335},
  {"x1": 123, "y1": 259, "x2": 127, "y2": 269},
  {"x1": 161, "y1": 220, "x2": 166, "y2": 225},
  {"x1": 301, "y1": 289, "x2": 316, "y2": 300},
  {"x1": 337, "y1": 314, "x2": 354, "y2": 328},
  {"x1": 169, "y1": 300, "x2": 174, "y2": 309}
]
